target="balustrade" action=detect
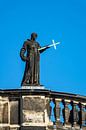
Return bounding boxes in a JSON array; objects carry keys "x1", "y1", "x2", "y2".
[{"x1": 0, "y1": 89, "x2": 85, "y2": 130}]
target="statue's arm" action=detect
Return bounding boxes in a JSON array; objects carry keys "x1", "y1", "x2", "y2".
[
  {"x1": 37, "y1": 42, "x2": 50, "y2": 53},
  {"x1": 20, "y1": 41, "x2": 28, "y2": 61},
  {"x1": 39, "y1": 46, "x2": 50, "y2": 53}
]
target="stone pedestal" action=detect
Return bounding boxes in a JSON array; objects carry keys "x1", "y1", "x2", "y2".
[
  {"x1": 21, "y1": 94, "x2": 53, "y2": 129},
  {"x1": 22, "y1": 85, "x2": 45, "y2": 89}
]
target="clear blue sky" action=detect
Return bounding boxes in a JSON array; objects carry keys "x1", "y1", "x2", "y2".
[{"x1": 0, "y1": 0, "x2": 86, "y2": 95}]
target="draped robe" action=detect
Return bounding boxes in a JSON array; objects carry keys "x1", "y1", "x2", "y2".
[{"x1": 20, "y1": 39, "x2": 41, "y2": 86}]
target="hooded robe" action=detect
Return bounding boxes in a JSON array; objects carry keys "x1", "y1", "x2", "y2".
[{"x1": 20, "y1": 39, "x2": 41, "y2": 86}]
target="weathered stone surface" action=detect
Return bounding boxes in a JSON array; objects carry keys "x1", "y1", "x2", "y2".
[
  {"x1": 0, "y1": 90, "x2": 85, "y2": 130},
  {"x1": 65, "y1": 102, "x2": 70, "y2": 125},
  {"x1": 46, "y1": 98, "x2": 51, "y2": 119},
  {"x1": 10, "y1": 128, "x2": 19, "y2": 130},
  {"x1": 73, "y1": 104, "x2": 79, "y2": 124},
  {"x1": 0, "y1": 127, "x2": 9, "y2": 130},
  {"x1": 23, "y1": 111, "x2": 44, "y2": 123},
  {"x1": 21, "y1": 126, "x2": 46, "y2": 130},
  {"x1": 0, "y1": 102, "x2": 8, "y2": 123},
  {"x1": 82, "y1": 106, "x2": 86, "y2": 125},
  {"x1": 22, "y1": 96, "x2": 46, "y2": 124},
  {"x1": 23, "y1": 96, "x2": 45, "y2": 112},
  {"x1": 47, "y1": 126, "x2": 54, "y2": 130},
  {"x1": 55, "y1": 100, "x2": 61, "y2": 125},
  {"x1": 0, "y1": 103, "x2": 3, "y2": 123},
  {"x1": 10, "y1": 100, "x2": 19, "y2": 124}
]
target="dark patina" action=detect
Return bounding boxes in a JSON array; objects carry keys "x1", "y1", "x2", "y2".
[{"x1": 20, "y1": 33, "x2": 48, "y2": 86}]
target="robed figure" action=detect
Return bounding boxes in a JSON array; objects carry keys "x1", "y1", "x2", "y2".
[{"x1": 20, "y1": 33, "x2": 49, "y2": 86}]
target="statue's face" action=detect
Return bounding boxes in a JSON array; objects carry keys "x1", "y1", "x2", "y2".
[{"x1": 31, "y1": 33, "x2": 37, "y2": 41}]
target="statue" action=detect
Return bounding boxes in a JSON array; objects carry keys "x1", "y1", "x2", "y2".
[
  {"x1": 20, "y1": 33, "x2": 48, "y2": 86},
  {"x1": 20, "y1": 32, "x2": 60, "y2": 86}
]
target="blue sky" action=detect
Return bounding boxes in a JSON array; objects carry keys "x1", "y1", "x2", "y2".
[{"x1": 0, "y1": 0, "x2": 86, "y2": 95}]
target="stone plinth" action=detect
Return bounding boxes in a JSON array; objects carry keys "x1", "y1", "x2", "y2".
[
  {"x1": 22, "y1": 95, "x2": 51, "y2": 126},
  {"x1": 22, "y1": 85, "x2": 45, "y2": 89},
  {"x1": 21, "y1": 126, "x2": 46, "y2": 130}
]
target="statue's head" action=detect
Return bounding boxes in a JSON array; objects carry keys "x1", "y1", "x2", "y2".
[{"x1": 31, "y1": 32, "x2": 37, "y2": 41}]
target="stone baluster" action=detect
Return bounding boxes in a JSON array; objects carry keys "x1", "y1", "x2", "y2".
[
  {"x1": 64, "y1": 100, "x2": 71, "y2": 127},
  {"x1": 62, "y1": 99, "x2": 65, "y2": 126},
  {"x1": 73, "y1": 101, "x2": 80, "y2": 129},
  {"x1": 61, "y1": 99, "x2": 71, "y2": 128},
  {"x1": 81, "y1": 103, "x2": 86, "y2": 129},
  {"x1": 69, "y1": 101, "x2": 74, "y2": 127},
  {"x1": 69, "y1": 101, "x2": 78, "y2": 128},
  {"x1": 55, "y1": 99, "x2": 61, "y2": 126},
  {"x1": 76, "y1": 102, "x2": 86, "y2": 129},
  {"x1": 77, "y1": 103, "x2": 82, "y2": 128}
]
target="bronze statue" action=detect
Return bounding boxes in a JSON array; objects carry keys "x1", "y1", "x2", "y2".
[
  {"x1": 20, "y1": 33, "x2": 60, "y2": 86},
  {"x1": 20, "y1": 33, "x2": 49, "y2": 86}
]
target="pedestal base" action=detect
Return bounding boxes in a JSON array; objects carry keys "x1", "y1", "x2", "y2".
[
  {"x1": 22, "y1": 85, "x2": 45, "y2": 89},
  {"x1": 22, "y1": 95, "x2": 51, "y2": 127}
]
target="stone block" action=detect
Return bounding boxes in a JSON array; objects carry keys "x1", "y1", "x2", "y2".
[
  {"x1": 23, "y1": 96, "x2": 45, "y2": 112},
  {"x1": 10, "y1": 128, "x2": 19, "y2": 130},
  {"x1": 10, "y1": 100, "x2": 19, "y2": 124},
  {"x1": 21, "y1": 126, "x2": 46, "y2": 130},
  {"x1": 0, "y1": 127, "x2": 9, "y2": 130},
  {"x1": 22, "y1": 96, "x2": 46, "y2": 124},
  {"x1": 0, "y1": 102, "x2": 8, "y2": 123}
]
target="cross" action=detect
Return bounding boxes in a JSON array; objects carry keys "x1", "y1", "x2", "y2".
[{"x1": 38, "y1": 40, "x2": 60, "y2": 51}]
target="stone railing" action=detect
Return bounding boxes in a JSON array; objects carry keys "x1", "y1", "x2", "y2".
[
  {"x1": 49, "y1": 91, "x2": 86, "y2": 129},
  {"x1": 0, "y1": 89, "x2": 85, "y2": 130}
]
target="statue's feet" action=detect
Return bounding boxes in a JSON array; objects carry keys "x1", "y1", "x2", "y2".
[
  {"x1": 21, "y1": 83, "x2": 40, "y2": 86},
  {"x1": 21, "y1": 80, "x2": 40, "y2": 86}
]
